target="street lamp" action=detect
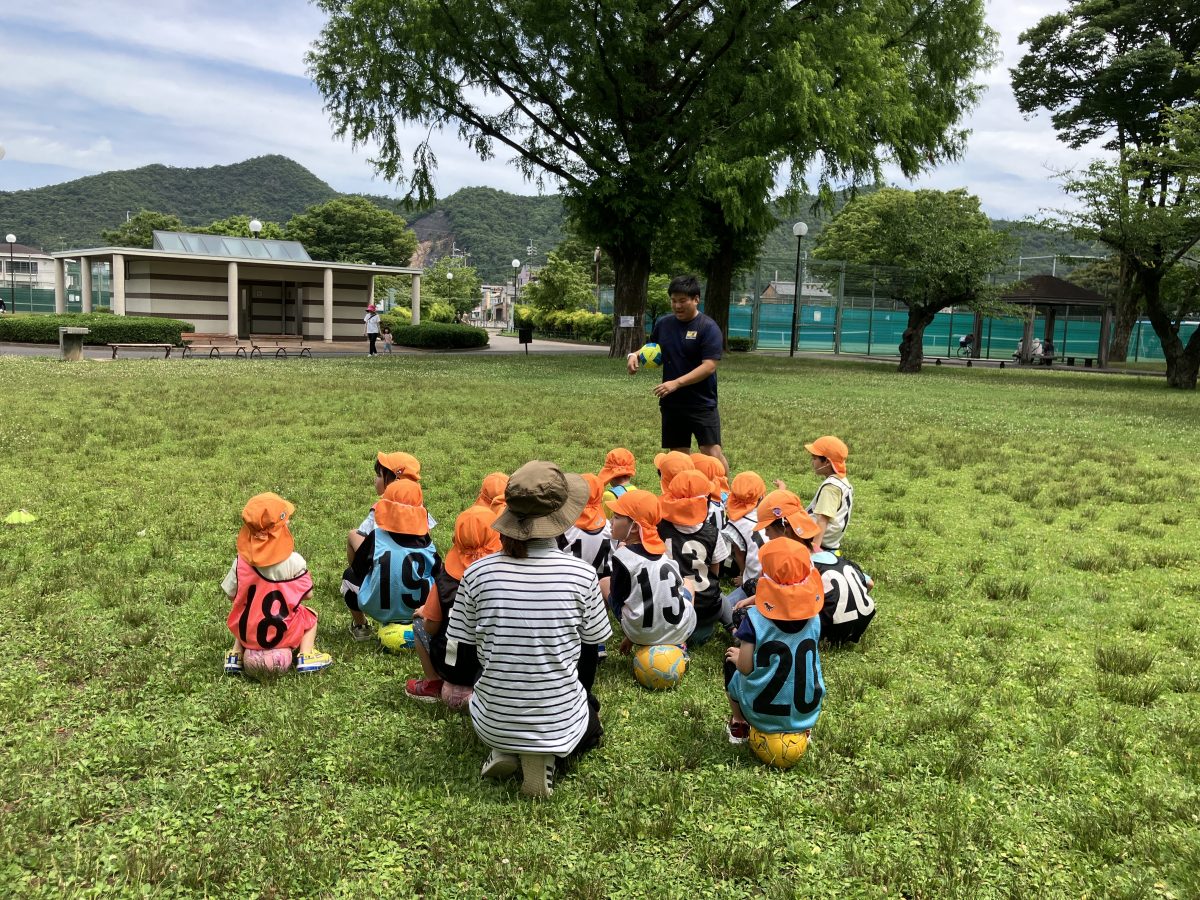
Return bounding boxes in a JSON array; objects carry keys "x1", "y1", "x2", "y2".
[
  {"x1": 446, "y1": 270, "x2": 455, "y2": 320},
  {"x1": 789, "y1": 222, "x2": 808, "y2": 357},
  {"x1": 511, "y1": 258, "x2": 521, "y2": 330},
  {"x1": 5, "y1": 234, "x2": 15, "y2": 314},
  {"x1": 593, "y1": 246, "x2": 601, "y2": 311},
  {"x1": 248, "y1": 219, "x2": 263, "y2": 239}
]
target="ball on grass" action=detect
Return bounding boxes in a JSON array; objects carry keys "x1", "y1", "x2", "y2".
[
  {"x1": 632, "y1": 643, "x2": 688, "y2": 690},
  {"x1": 243, "y1": 647, "x2": 294, "y2": 677},
  {"x1": 636, "y1": 343, "x2": 663, "y2": 368},
  {"x1": 748, "y1": 728, "x2": 809, "y2": 769},
  {"x1": 379, "y1": 622, "x2": 415, "y2": 652}
]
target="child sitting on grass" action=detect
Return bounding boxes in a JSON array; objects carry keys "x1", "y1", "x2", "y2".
[
  {"x1": 474, "y1": 472, "x2": 509, "y2": 512},
  {"x1": 406, "y1": 505, "x2": 500, "y2": 706},
  {"x1": 728, "y1": 489, "x2": 823, "y2": 619},
  {"x1": 599, "y1": 448, "x2": 639, "y2": 505},
  {"x1": 607, "y1": 490, "x2": 695, "y2": 653},
  {"x1": 654, "y1": 450, "x2": 694, "y2": 494},
  {"x1": 659, "y1": 469, "x2": 729, "y2": 645},
  {"x1": 557, "y1": 474, "x2": 613, "y2": 600},
  {"x1": 341, "y1": 479, "x2": 442, "y2": 635},
  {"x1": 724, "y1": 538, "x2": 825, "y2": 744},
  {"x1": 718, "y1": 471, "x2": 768, "y2": 627},
  {"x1": 223, "y1": 493, "x2": 332, "y2": 675}
]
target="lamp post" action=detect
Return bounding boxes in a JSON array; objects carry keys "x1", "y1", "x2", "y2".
[
  {"x1": 789, "y1": 222, "x2": 808, "y2": 356},
  {"x1": 5, "y1": 234, "x2": 15, "y2": 314},
  {"x1": 593, "y1": 246, "x2": 601, "y2": 311},
  {"x1": 446, "y1": 270, "x2": 455, "y2": 320},
  {"x1": 248, "y1": 219, "x2": 263, "y2": 239},
  {"x1": 511, "y1": 258, "x2": 521, "y2": 330}
]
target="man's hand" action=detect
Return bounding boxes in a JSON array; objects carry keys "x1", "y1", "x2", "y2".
[
  {"x1": 653, "y1": 379, "x2": 679, "y2": 398},
  {"x1": 626, "y1": 353, "x2": 640, "y2": 375}
]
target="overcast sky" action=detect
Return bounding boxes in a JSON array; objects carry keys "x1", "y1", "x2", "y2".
[{"x1": 0, "y1": 1, "x2": 1099, "y2": 220}]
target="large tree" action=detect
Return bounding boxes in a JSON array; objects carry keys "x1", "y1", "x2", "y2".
[
  {"x1": 100, "y1": 210, "x2": 185, "y2": 249},
  {"x1": 418, "y1": 255, "x2": 483, "y2": 319},
  {"x1": 284, "y1": 196, "x2": 417, "y2": 265},
  {"x1": 308, "y1": 0, "x2": 995, "y2": 357},
  {"x1": 521, "y1": 252, "x2": 596, "y2": 314},
  {"x1": 1012, "y1": 0, "x2": 1200, "y2": 361},
  {"x1": 815, "y1": 188, "x2": 1012, "y2": 373}
]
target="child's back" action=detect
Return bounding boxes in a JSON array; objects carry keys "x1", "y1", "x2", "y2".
[
  {"x1": 811, "y1": 550, "x2": 876, "y2": 644},
  {"x1": 659, "y1": 469, "x2": 728, "y2": 632},
  {"x1": 557, "y1": 474, "x2": 613, "y2": 583}
]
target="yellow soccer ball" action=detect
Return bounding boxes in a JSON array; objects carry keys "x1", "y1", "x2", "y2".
[
  {"x1": 378, "y1": 622, "x2": 415, "y2": 653},
  {"x1": 632, "y1": 643, "x2": 688, "y2": 690},
  {"x1": 748, "y1": 728, "x2": 810, "y2": 769},
  {"x1": 637, "y1": 343, "x2": 663, "y2": 368}
]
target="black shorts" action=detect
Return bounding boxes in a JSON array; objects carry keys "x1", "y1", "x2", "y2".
[{"x1": 661, "y1": 403, "x2": 722, "y2": 449}]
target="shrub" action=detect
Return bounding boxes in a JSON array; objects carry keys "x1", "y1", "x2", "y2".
[
  {"x1": 389, "y1": 322, "x2": 488, "y2": 350},
  {"x1": 728, "y1": 336, "x2": 752, "y2": 352},
  {"x1": 423, "y1": 301, "x2": 457, "y2": 324},
  {"x1": 380, "y1": 309, "x2": 412, "y2": 332},
  {"x1": 0, "y1": 312, "x2": 193, "y2": 345},
  {"x1": 514, "y1": 305, "x2": 535, "y2": 329}
]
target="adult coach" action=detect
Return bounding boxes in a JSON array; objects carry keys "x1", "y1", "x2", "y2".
[{"x1": 627, "y1": 275, "x2": 729, "y2": 472}]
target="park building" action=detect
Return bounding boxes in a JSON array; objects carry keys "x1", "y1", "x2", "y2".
[{"x1": 49, "y1": 231, "x2": 423, "y2": 341}]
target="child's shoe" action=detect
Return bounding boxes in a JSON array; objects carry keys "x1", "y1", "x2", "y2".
[
  {"x1": 481, "y1": 749, "x2": 519, "y2": 780},
  {"x1": 405, "y1": 678, "x2": 444, "y2": 703},
  {"x1": 726, "y1": 718, "x2": 750, "y2": 745},
  {"x1": 520, "y1": 753, "x2": 555, "y2": 798},
  {"x1": 223, "y1": 651, "x2": 243, "y2": 676},
  {"x1": 296, "y1": 650, "x2": 334, "y2": 674},
  {"x1": 348, "y1": 621, "x2": 373, "y2": 642},
  {"x1": 597, "y1": 643, "x2": 607, "y2": 663}
]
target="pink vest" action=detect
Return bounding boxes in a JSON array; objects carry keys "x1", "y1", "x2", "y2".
[{"x1": 227, "y1": 558, "x2": 313, "y2": 650}]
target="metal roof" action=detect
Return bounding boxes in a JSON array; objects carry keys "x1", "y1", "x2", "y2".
[{"x1": 152, "y1": 230, "x2": 312, "y2": 262}]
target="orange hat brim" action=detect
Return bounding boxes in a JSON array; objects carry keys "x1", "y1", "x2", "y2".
[
  {"x1": 373, "y1": 499, "x2": 429, "y2": 535},
  {"x1": 598, "y1": 463, "x2": 636, "y2": 485},
  {"x1": 726, "y1": 495, "x2": 760, "y2": 522},
  {"x1": 237, "y1": 523, "x2": 294, "y2": 567},
  {"x1": 445, "y1": 545, "x2": 495, "y2": 580},
  {"x1": 754, "y1": 568, "x2": 823, "y2": 621},
  {"x1": 637, "y1": 523, "x2": 666, "y2": 554},
  {"x1": 804, "y1": 441, "x2": 847, "y2": 476},
  {"x1": 660, "y1": 495, "x2": 708, "y2": 527}
]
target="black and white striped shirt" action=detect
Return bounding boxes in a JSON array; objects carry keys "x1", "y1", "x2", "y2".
[{"x1": 445, "y1": 540, "x2": 611, "y2": 755}]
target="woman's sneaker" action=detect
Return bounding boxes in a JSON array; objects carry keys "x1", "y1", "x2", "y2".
[
  {"x1": 223, "y1": 651, "x2": 243, "y2": 676},
  {"x1": 296, "y1": 650, "x2": 333, "y2": 674},
  {"x1": 405, "y1": 678, "x2": 444, "y2": 703},
  {"x1": 480, "y1": 749, "x2": 519, "y2": 780},
  {"x1": 520, "y1": 753, "x2": 555, "y2": 798}
]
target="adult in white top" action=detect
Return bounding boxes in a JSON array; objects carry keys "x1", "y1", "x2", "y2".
[{"x1": 363, "y1": 304, "x2": 381, "y2": 355}]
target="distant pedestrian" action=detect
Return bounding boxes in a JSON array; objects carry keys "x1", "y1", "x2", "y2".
[
  {"x1": 364, "y1": 304, "x2": 381, "y2": 355},
  {"x1": 381, "y1": 324, "x2": 394, "y2": 353}
]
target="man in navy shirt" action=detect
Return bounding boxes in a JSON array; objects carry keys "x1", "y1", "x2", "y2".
[{"x1": 626, "y1": 275, "x2": 729, "y2": 473}]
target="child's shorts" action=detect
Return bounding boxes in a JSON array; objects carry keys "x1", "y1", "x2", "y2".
[{"x1": 411, "y1": 616, "x2": 433, "y2": 651}]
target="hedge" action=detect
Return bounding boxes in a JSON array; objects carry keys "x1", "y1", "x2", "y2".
[
  {"x1": 0, "y1": 313, "x2": 194, "y2": 346},
  {"x1": 728, "y1": 336, "x2": 752, "y2": 352},
  {"x1": 389, "y1": 322, "x2": 489, "y2": 350}
]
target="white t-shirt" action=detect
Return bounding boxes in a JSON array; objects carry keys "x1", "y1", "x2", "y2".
[
  {"x1": 722, "y1": 511, "x2": 768, "y2": 582},
  {"x1": 221, "y1": 552, "x2": 308, "y2": 598},
  {"x1": 444, "y1": 540, "x2": 611, "y2": 755},
  {"x1": 364, "y1": 312, "x2": 381, "y2": 334}
]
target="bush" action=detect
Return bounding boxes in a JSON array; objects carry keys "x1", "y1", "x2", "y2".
[
  {"x1": 728, "y1": 336, "x2": 753, "y2": 352},
  {"x1": 0, "y1": 312, "x2": 193, "y2": 346},
  {"x1": 423, "y1": 301, "x2": 457, "y2": 324},
  {"x1": 389, "y1": 322, "x2": 489, "y2": 350},
  {"x1": 529, "y1": 308, "x2": 610, "y2": 343},
  {"x1": 380, "y1": 309, "x2": 412, "y2": 332},
  {"x1": 514, "y1": 305, "x2": 535, "y2": 329}
]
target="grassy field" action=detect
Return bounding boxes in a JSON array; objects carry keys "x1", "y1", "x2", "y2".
[{"x1": 0, "y1": 354, "x2": 1197, "y2": 899}]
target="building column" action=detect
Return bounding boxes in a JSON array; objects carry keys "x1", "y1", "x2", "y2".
[
  {"x1": 368, "y1": 275, "x2": 375, "y2": 309},
  {"x1": 80, "y1": 259, "x2": 93, "y2": 313},
  {"x1": 54, "y1": 258, "x2": 66, "y2": 313},
  {"x1": 323, "y1": 267, "x2": 334, "y2": 342},
  {"x1": 112, "y1": 254, "x2": 126, "y2": 316},
  {"x1": 411, "y1": 273, "x2": 421, "y2": 325},
  {"x1": 227, "y1": 261, "x2": 238, "y2": 337}
]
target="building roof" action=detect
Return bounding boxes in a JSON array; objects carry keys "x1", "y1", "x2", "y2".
[
  {"x1": 52, "y1": 244, "x2": 421, "y2": 276},
  {"x1": 152, "y1": 230, "x2": 311, "y2": 262},
  {"x1": 3, "y1": 243, "x2": 48, "y2": 256},
  {"x1": 1001, "y1": 275, "x2": 1108, "y2": 308}
]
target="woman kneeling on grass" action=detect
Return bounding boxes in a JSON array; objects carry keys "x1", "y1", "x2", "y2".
[{"x1": 444, "y1": 460, "x2": 612, "y2": 798}]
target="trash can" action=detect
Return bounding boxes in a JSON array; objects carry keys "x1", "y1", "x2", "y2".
[{"x1": 59, "y1": 327, "x2": 90, "y2": 362}]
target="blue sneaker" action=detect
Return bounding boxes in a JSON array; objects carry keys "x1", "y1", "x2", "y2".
[{"x1": 223, "y1": 651, "x2": 242, "y2": 676}]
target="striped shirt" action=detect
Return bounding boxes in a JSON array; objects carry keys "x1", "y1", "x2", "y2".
[{"x1": 445, "y1": 540, "x2": 611, "y2": 755}]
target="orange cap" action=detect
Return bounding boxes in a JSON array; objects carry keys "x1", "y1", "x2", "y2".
[
  {"x1": 689, "y1": 453, "x2": 728, "y2": 502},
  {"x1": 377, "y1": 451, "x2": 422, "y2": 482},
  {"x1": 475, "y1": 472, "x2": 509, "y2": 511},
  {"x1": 373, "y1": 479, "x2": 429, "y2": 535},
  {"x1": 755, "y1": 539, "x2": 823, "y2": 621},
  {"x1": 606, "y1": 489, "x2": 666, "y2": 554},
  {"x1": 752, "y1": 489, "x2": 822, "y2": 540},
  {"x1": 574, "y1": 473, "x2": 607, "y2": 531},
  {"x1": 444, "y1": 506, "x2": 501, "y2": 580},
  {"x1": 237, "y1": 492, "x2": 296, "y2": 567},
  {"x1": 598, "y1": 448, "x2": 637, "y2": 486},
  {"x1": 660, "y1": 470, "x2": 711, "y2": 527},
  {"x1": 726, "y1": 471, "x2": 766, "y2": 522},
  {"x1": 804, "y1": 435, "x2": 848, "y2": 476},
  {"x1": 654, "y1": 451, "x2": 693, "y2": 493}
]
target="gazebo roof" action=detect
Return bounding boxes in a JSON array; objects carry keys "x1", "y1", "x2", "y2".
[{"x1": 1001, "y1": 274, "x2": 1108, "y2": 308}]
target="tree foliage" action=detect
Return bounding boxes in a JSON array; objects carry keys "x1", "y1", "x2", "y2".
[
  {"x1": 100, "y1": 210, "x2": 186, "y2": 249},
  {"x1": 284, "y1": 196, "x2": 418, "y2": 265},
  {"x1": 201, "y1": 214, "x2": 286, "y2": 239},
  {"x1": 521, "y1": 252, "x2": 596, "y2": 313},
  {"x1": 417, "y1": 255, "x2": 482, "y2": 319},
  {"x1": 815, "y1": 188, "x2": 1012, "y2": 373}
]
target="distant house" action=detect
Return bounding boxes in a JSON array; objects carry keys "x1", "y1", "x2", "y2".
[
  {"x1": 760, "y1": 279, "x2": 832, "y2": 302},
  {"x1": 2, "y1": 242, "x2": 55, "y2": 292},
  {"x1": 51, "y1": 231, "x2": 423, "y2": 340}
]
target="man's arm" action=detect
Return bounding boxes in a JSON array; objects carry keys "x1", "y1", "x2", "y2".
[{"x1": 653, "y1": 358, "x2": 717, "y2": 398}]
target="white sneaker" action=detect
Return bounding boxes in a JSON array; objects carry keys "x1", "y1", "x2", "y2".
[
  {"x1": 520, "y1": 753, "x2": 555, "y2": 798},
  {"x1": 481, "y1": 749, "x2": 518, "y2": 780}
]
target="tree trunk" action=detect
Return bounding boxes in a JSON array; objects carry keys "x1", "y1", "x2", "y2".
[
  {"x1": 1107, "y1": 257, "x2": 1138, "y2": 363},
  {"x1": 1141, "y1": 272, "x2": 1200, "y2": 389},
  {"x1": 608, "y1": 242, "x2": 652, "y2": 358},
  {"x1": 897, "y1": 304, "x2": 938, "y2": 373},
  {"x1": 703, "y1": 236, "x2": 736, "y2": 351}
]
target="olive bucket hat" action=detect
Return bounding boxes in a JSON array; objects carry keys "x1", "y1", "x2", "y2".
[{"x1": 492, "y1": 460, "x2": 590, "y2": 540}]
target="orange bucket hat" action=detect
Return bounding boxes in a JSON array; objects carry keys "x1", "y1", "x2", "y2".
[
  {"x1": 445, "y1": 506, "x2": 502, "y2": 580},
  {"x1": 237, "y1": 492, "x2": 296, "y2": 567},
  {"x1": 598, "y1": 448, "x2": 637, "y2": 486},
  {"x1": 755, "y1": 539, "x2": 824, "y2": 621},
  {"x1": 689, "y1": 453, "x2": 728, "y2": 501},
  {"x1": 753, "y1": 489, "x2": 822, "y2": 540},
  {"x1": 804, "y1": 435, "x2": 848, "y2": 476},
  {"x1": 654, "y1": 451, "x2": 693, "y2": 494},
  {"x1": 726, "y1": 471, "x2": 766, "y2": 522},
  {"x1": 373, "y1": 479, "x2": 429, "y2": 535},
  {"x1": 606, "y1": 489, "x2": 666, "y2": 554},
  {"x1": 475, "y1": 472, "x2": 509, "y2": 511},
  {"x1": 574, "y1": 473, "x2": 607, "y2": 531},
  {"x1": 660, "y1": 470, "x2": 711, "y2": 527},
  {"x1": 377, "y1": 451, "x2": 422, "y2": 482}
]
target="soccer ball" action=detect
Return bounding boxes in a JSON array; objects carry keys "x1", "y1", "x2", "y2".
[
  {"x1": 243, "y1": 647, "x2": 294, "y2": 677},
  {"x1": 632, "y1": 644, "x2": 688, "y2": 690},
  {"x1": 748, "y1": 728, "x2": 810, "y2": 769},
  {"x1": 637, "y1": 343, "x2": 663, "y2": 368},
  {"x1": 378, "y1": 622, "x2": 415, "y2": 652}
]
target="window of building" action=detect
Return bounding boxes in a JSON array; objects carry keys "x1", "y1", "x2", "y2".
[{"x1": 6, "y1": 260, "x2": 38, "y2": 275}]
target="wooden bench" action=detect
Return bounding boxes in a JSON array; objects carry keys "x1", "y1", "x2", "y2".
[
  {"x1": 249, "y1": 334, "x2": 313, "y2": 359},
  {"x1": 1064, "y1": 356, "x2": 1097, "y2": 368},
  {"x1": 180, "y1": 333, "x2": 248, "y2": 359},
  {"x1": 108, "y1": 343, "x2": 174, "y2": 359}
]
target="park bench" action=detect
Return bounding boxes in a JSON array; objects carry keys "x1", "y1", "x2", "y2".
[
  {"x1": 1064, "y1": 356, "x2": 1096, "y2": 368},
  {"x1": 180, "y1": 333, "x2": 248, "y2": 359},
  {"x1": 249, "y1": 334, "x2": 313, "y2": 359},
  {"x1": 108, "y1": 343, "x2": 174, "y2": 359}
]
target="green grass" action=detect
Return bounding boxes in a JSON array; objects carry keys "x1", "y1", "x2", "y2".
[{"x1": 1, "y1": 354, "x2": 1198, "y2": 898}]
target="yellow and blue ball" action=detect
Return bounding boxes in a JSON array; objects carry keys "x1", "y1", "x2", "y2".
[
  {"x1": 748, "y1": 728, "x2": 810, "y2": 769},
  {"x1": 378, "y1": 622, "x2": 415, "y2": 653},
  {"x1": 632, "y1": 643, "x2": 688, "y2": 690},
  {"x1": 637, "y1": 343, "x2": 663, "y2": 368}
]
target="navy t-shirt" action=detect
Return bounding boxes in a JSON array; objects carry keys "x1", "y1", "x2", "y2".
[{"x1": 650, "y1": 312, "x2": 723, "y2": 409}]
